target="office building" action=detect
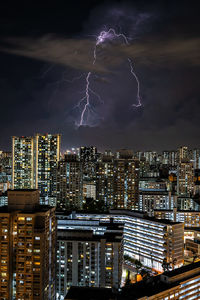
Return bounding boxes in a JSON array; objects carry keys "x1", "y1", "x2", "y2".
[{"x1": 0, "y1": 189, "x2": 56, "y2": 299}]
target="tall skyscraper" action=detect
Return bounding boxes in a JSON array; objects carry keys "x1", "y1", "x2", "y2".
[
  {"x1": 96, "y1": 151, "x2": 139, "y2": 210},
  {"x1": 114, "y1": 157, "x2": 139, "y2": 209},
  {"x1": 96, "y1": 155, "x2": 115, "y2": 208},
  {"x1": 192, "y1": 149, "x2": 200, "y2": 169},
  {"x1": 34, "y1": 133, "x2": 61, "y2": 204},
  {"x1": 162, "y1": 150, "x2": 178, "y2": 167},
  {"x1": 12, "y1": 136, "x2": 34, "y2": 189},
  {"x1": 178, "y1": 146, "x2": 188, "y2": 163},
  {"x1": 80, "y1": 146, "x2": 97, "y2": 179},
  {"x1": 177, "y1": 161, "x2": 194, "y2": 196},
  {"x1": 57, "y1": 154, "x2": 83, "y2": 210},
  {"x1": 12, "y1": 134, "x2": 61, "y2": 205},
  {"x1": 0, "y1": 189, "x2": 56, "y2": 299}
]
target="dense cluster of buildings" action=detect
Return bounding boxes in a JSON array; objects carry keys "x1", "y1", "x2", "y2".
[{"x1": 0, "y1": 135, "x2": 200, "y2": 298}]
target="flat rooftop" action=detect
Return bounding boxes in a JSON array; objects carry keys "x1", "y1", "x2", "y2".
[{"x1": 60, "y1": 209, "x2": 181, "y2": 225}]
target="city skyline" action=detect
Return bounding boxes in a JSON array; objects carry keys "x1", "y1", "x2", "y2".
[{"x1": 0, "y1": 2, "x2": 200, "y2": 298}]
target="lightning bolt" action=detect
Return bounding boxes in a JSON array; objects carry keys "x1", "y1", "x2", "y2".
[
  {"x1": 75, "y1": 28, "x2": 142, "y2": 127},
  {"x1": 79, "y1": 72, "x2": 91, "y2": 126},
  {"x1": 128, "y1": 58, "x2": 142, "y2": 107}
]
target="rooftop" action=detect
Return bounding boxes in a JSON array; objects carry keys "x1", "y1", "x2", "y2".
[{"x1": 66, "y1": 209, "x2": 181, "y2": 225}]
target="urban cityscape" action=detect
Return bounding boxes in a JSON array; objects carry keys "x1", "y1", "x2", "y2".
[
  {"x1": 0, "y1": 1, "x2": 200, "y2": 300},
  {"x1": 1, "y1": 140, "x2": 200, "y2": 299}
]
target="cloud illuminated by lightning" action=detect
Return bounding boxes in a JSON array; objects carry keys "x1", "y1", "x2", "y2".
[{"x1": 75, "y1": 28, "x2": 142, "y2": 127}]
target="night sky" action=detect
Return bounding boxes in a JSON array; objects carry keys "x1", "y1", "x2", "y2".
[{"x1": 0, "y1": 1, "x2": 199, "y2": 152}]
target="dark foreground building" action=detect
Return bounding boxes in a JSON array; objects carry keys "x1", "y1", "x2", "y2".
[
  {"x1": 65, "y1": 261, "x2": 200, "y2": 299},
  {"x1": 65, "y1": 286, "x2": 116, "y2": 300},
  {"x1": 0, "y1": 189, "x2": 56, "y2": 300},
  {"x1": 120, "y1": 261, "x2": 200, "y2": 299}
]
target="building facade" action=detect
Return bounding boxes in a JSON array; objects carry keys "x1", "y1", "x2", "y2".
[
  {"x1": 12, "y1": 134, "x2": 61, "y2": 205},
  {"x1": 65, "y1": 210, "x2": 184, "y2": 272},
  {"x1": 177, "y1": 161, "x2": 194, "y2": 196},
  {"x1": 34, "y1": 133, "x2": 61, "y2": 204},
  {"x1": 56, "y1": 224, "x2": 123, "y2": 299},
  {"x1": 12, "y1": 136, "x2": 34, "y2": 189},
  {"x1": 0, "y1": 189, "x2": 56, "y2": 299},
  {"x1": 114, "y1": 159, "x2": 139, "y2": 210},
  {"x1": 57, "y1": 155, "x2": 83, "y2": 210}
]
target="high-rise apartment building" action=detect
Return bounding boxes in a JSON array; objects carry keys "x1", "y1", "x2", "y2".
[
  {"x1": 96, "y1": 155, "x2": 115, "y2": 208},
  {"x1": 154, "y1": 209, "x2": 200, "y2": 227},
  {"x1": 143, "y1": 151, "x2": 158, "y2": 165},
  {"x1": 162, "y1": 150, "x2": 178, "y2": 167},
  {"x1": 12, "y1": 136, "x2": 34, "y2": 189},
  {"x1": 12, "y1": 134, "x2": 61, "y2": 205},
  {"x1": 177, "y1": 161, "x2": 194, "y2": 196},
  {"x1": 57, "y1": 154, "x2": 83, "y2": 210},
  {"x1": 178, "y1": 146, "x2": 188, "y2": 162},
  {"x1": 83, "y1": 180, "x2": 96, "y2": 200},
  {"x1": 56, "y1": 222, "x2": 123, "y2": 299},
  {"x1": 192, "y1": 149, "x2": 200, "y2": 169},
  {"x1": 69, "y1": 210, "x2": 184, "y2": 272},
  {"x1": 138, "y1": 178, "x2": 175, "y2": 216},
  {"x1": 34, "y1": 133, "x2": 61, "y2": 204},
  {"x1": 0, "y1": 189, "x2": 56, "y2": 299},
  {"x1": 80, "y1": 146, "x2": 97, "y2": 179},
  {"x1": 114, "y1": 158, "x2": 139, "y2": 209},
  {"x1": 0, "y1": 151, "x2": 12, "y2": 176}
]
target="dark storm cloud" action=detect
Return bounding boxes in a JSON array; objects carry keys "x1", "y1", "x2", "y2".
[
  {"x1": 1, "y1": 35, "x2": 199, "y2": 74},
  {"x1": 0, "y1": 0, "x2": 200, "y2": 151}
]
